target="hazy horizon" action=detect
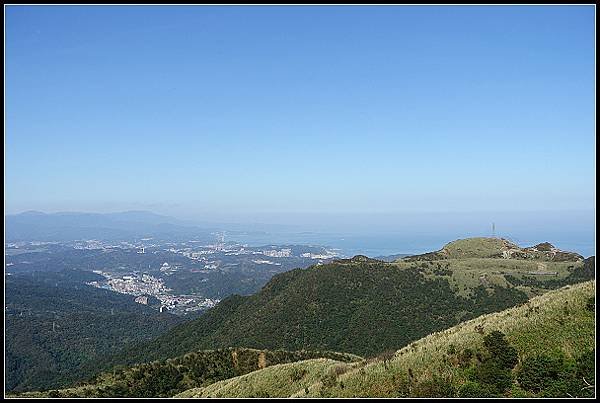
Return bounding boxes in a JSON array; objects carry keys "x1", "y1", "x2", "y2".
[{"x1": 5, "y1": 207, "x2": 595, "y2": 257}]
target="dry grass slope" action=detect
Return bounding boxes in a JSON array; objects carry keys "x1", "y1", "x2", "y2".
[{"x1": 176, "y1": 359, "x2": 349, "y2": 398}]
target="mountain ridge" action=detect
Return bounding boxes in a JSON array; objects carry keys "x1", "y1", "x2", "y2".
[{"x1": 91, "y1": 238, "x2": 593, "y2": 373}]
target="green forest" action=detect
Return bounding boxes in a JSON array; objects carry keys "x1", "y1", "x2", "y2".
[{"x1": 5, "y1": 270, "x2": 182, "y2": 392}]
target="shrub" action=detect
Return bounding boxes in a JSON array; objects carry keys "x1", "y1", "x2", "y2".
[
  {"x1": 475, "y1": 358, "x2": 513, "y2": 394},
  {"x1": 575, "y1": 349, "x2": 595, "y2": 384},
  {"x1": 523, "y1": 349, "x2": 596, "y2": 398},
  {"x1": 333, "y1": 365, "x2": 348, "y2": 376},
  {"x1": 290, "y1": 367, "x2": 307, "y2": 382},
  {"x1": 457, "y1": 348, "x2": 473, "y2": 368},
  {"x1": 585, "y1": 297, "x2": 594, "y2": 311},
  {"x1": 517, "y1": 353, "x2": 564, "y2": 393},
  {"x1": 457, "y1": 381, "x2": 501, "y2": 397},
  {"x1": 411, "y1": 375, "x2": 455, "y2": 397},
  {"x1": 320, "y1": 371, "x2": 337, "y2": 388},
  {"x1": 48, "y1": 390, "x2": 61, "y2": 398},
  {"x1": 483, "y1": 330, "x2": 518, "y2": 369},
  {"x1": 508, "y1": 384, "x2": 532, "y2": 398}
]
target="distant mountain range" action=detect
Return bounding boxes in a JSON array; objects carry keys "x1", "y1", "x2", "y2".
[
  {"x1": 5, "y1": 210, "x2": 213, "y2": 241},
  {"x1": 4, "y1": 210, "x2": 313, "y2": 243}
]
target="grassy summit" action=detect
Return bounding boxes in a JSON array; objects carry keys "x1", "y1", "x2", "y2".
[{"x1": 403, "y1": 237, "x2": 584, "y2": 261}]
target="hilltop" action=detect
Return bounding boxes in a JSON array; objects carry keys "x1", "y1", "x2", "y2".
[
  {"x1": 178, "y1": 281, "x2": 595, "y2": 398},
  {"x1": 403, "y1": 237, "x2": 583, "y2": 262}
]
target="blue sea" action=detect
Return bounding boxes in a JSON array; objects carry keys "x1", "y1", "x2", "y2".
[
  {"x1": 228, "y1": 231, "x2": 595, "y2": 258},
  {"x1": 224, "y1": 210, "x2": 595, "y2": 258}
]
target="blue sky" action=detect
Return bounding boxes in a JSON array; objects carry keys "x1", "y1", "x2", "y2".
[{"x1": 5, "y1": 6, "x2": 596, "y2": 229}]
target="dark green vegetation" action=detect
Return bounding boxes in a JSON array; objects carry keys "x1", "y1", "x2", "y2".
[
  {"x1": 515, "y1": 349, "x2": 595, "y2": 397},
  {"x1": 458, "y1": 331, "x2": 519, "y2": 397},
  {"x1": 98, "y1": 259, "x2": 529, "y2": 369},
  {"x1": 505, "y1": 256, "x2": 595, "y2": 290},
  {"x1": 455, "y1": 332, "x2": 594, "y2": 398},
  {"x1": 5, "y1": 246, "x2": 194, "y2": 275},
  {"x1": 11, "y1": 348, "x2": 360, "y2": 398},
  {"x1": 5, "y1": 270, "x2": 182, "y2": 393}
]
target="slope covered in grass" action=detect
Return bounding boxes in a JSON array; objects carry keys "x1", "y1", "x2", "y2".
[
  {"x1": 177, "y1": 358, "x2": 347, "y2": 398},
  {"x1": 9, "y1": 348, "x2": 360, "y2": 398},
  {"x1": 180, "y1": 281, "x2": 595, "y2": 398}
]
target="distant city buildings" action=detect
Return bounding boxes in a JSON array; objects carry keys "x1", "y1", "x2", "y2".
[
  {"x1": 86, "y1": 270, "x2": 219, "y2": 315},
  {"x1": 252, "y1": 259, "x2": 281, "y2": 266},
  {"x1": 262, "y1": 248, "x2": 292, "y2": 258},
  {"x1": 7, "y1": 239, "x2": 340, "y2": 317},
  {"x1": 302, "y1": 251, "x2": 338, "y2": 259}
]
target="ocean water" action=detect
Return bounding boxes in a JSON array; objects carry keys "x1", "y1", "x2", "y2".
[
  {"x1": 221, "y1": 210, "x2": 595, "y2": 258},
  {"x1": 227, "y1": 228, "x2": 595, "y2": 258}
]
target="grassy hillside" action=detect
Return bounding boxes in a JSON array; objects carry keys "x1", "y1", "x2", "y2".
[
  {"x1": 94, "y1": 239, "x2": 592, "y2": 375},
  {"x1": 178, "y1": 280, "x2": 595, "y2": 398},
  {"x1": 178, "y1": 358, "x2": 347, "y2": 398},
  {"x1": 393, "y1": 256, "x2": 591, "y2": 298},
  {"x1": 10, "y1": 348, "x2": 360, "y2": 398}
]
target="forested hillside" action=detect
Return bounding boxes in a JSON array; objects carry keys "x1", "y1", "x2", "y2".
[{"x1": 5, "y1": 270, "x2": 182, "y2": 392}]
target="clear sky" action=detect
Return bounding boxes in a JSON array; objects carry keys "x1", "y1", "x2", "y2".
[{"x1": 5, "y1": 5, "x2": 596, "y2": 228}]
